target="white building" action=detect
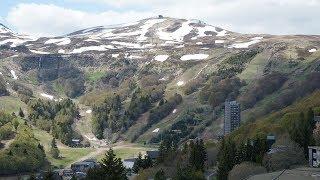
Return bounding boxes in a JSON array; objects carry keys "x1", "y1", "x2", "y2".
[{"x1": 308, "y1": 146, "x2": 320, "y2": 167}]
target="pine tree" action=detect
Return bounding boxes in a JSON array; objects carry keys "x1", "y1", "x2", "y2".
[
  {"x1": 154, "y1": 169, "x2": 166, "y2": 180},
  {"x1": 217, "y1": 138, "x2": 236, "y2": 180},
  {"x1": 13, "y1": 119, "x2": 19, "y2": 131},
  {"x1": 289, "y1": 110, "x2": 316, "y2": 156},
  {"x1": 189, "y1": 139, "x2": 207, "y2": 171},
  {"x1": 132, "y1": 153, "x2": 143, "y2": 173},
  {"x1": 19, "y1": 108, "x2": 25, "y2": 118},
  {"x1": 50, "y1": 138, "x2": 60, "y2": 159},
  {"x1": 143, "y1": 155, "x2": 153, "y2": 169},
  {"x1": 198, "y1": 139, "x2": 207, "y2": 171},
  {"x1": 157, "y1": 141, "x2": 166, "y2": 163},
  {"x1": 86, "y1": 148, "x2": 128, "y2": 180},
  {"x1": 252, "y1": 137, "x2": 268, "y2": 163}
]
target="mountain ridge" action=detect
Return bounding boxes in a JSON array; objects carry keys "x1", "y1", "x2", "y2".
[{"x1": 0, "y1": 16, "x2": 319, "y2": 145}]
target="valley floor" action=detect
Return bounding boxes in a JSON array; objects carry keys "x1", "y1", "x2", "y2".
[{"x1": 33, "y1": 126, "x2": 156, "y2": 168}]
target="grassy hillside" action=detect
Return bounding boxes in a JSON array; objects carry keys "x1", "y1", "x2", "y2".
[{"x1": 231, "y1": 90, "x2": 320, "y2": 142}]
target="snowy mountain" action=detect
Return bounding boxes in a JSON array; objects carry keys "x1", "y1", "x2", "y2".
[
  {"x1": 0, "y1": 16, "x2": 320, "y2": 142},
  {"x1": 0, "y1": 17, "x2": 268, "y2": 55}
]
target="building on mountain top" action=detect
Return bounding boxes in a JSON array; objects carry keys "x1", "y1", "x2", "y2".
[{"x1": 224, "y1": 100, "x2": 241, "y2": 135}]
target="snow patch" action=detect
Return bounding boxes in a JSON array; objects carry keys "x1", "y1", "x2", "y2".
[
  {"x1": 159, "y1": 77, "x2": 167, "y2": 81},
  {"x1": 41, "y1": 93, "x2": 54, "y2": 100},
  {"x1": 0, "y1": 39, "x2": 27, "y2": 47},
  {"x1": 137, "y1": 19, "x2": 166, "y2": 41},
  {"x1": 58, "y1": 49, "x2": 66, "y2": 54},
  {"x1": 155, "y1": 55, "x2": 169, "y2": 62},
  {"x1": 128, "y1": 55, "x2": 142, "y2": 59},
  {"x1": 86, "y1": 109, "x2": 92, "y2": 114},
  {"x1": 215, "y1": 40, "x2": 225, "y2": 44},
  {"x1": 196, "y1": 42, "x2": 203, "y2": 45},
  {"x1": 216, "y1": 29, "x2": 227, "y2": 37},
  {"x1": 309, "y1": 48, "x2": 317, "y2": 53},
  {"x1": 177, "y1": 81, "x2": 184, "y2": 86},
  {"x1": 194, "y1": 26, "x2": 227, "y2": 39},
  {"x1": 45, "y1": 38, "x2": 71, "y2": 46},
  {"x1": 84, "y1": 39, "x2": 100, "y2": 43},
  {"x1": 71, "y1": 45, "x2": 115, "y2": 53},
  {"x1": 10, "y1": 70, "x2": 18, "y2": 80},
  {"x1": 111, "y1": 41, "x2": 153, "y2": 49},
  {"x1": 30, "y1": 50, "x2": 49, "y2": 54},
  {"x1": 84, "y1": 134, "x2": 98, "y2": 141},
  {"x1": 112, "y1": 54, "x2": 119, "y2": 58},
  {"x1": 251, "y1": 37, "x2": 264, "y2": 40},
  {"x1": 228, "y1": 37, "x2": 263, "y2": 49},
  {"x1": 175, "y1": 44, "x2": 185, "y2": 48},
  {"x1": 197, "y1": 26, "x2": 217, "y2": 37},
  {"x1": 158, "y1": 20, "x2": 193, "y2": 42},
  {"x1": 152, "y1": 128, "x2": 160, "y2": 133},
  {"x1": 172, "y1": 109, "x2": 177, "y2": 114},
  {"x1": 180, "y1": 54, "x2": 209, "y2": 61}
]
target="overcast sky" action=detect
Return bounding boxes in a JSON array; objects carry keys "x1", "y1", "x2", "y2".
[{"x1": 0, "y1": 0, "x2": 319, "y2": 36}]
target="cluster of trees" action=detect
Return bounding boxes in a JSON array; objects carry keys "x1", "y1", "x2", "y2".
[
  {"x1": 12, "y1": 82, "x2": 34, "y2": 103},
  {"x1": 150, "y1": 107, "x2": 210, "y2": 144},
  {"x1": 182, "y1": 78, "x2": 206, "y2": 95},
  {"x1": 28, "y1": 99, "x2": 80, "y2": 146},
  {"x1": 132, "y1": 153, "x2": 153, "y2": 173},
  {"x1": 217, "y1": 49, "x2": 260, "y2": 78},
  {"x1": 199, "y1": 77, "x2": 244, "y2": 107},
  {"x1": 0, "y1": 77, "x2": 9, "y2": 96},
  {"x1": 157, "y1": 134, "x2": 179, "y2": 164},
  {"x1": 92, "y1": 94, "x2": 125, "y2": 139},
  {"x1": 255, "y1": 72, "x2": 320, "y2": 118},
  {"x1": 97, "y1": 58, "x2": 138, "y2": 89},
  {"x1": 218, "y1": 108, "x2": 317, "y2": 179},
  {"x1": 88, "y1": 137, "x2": 208, "y2": 179},
  {"x1": 151, "y1": 138, "x2": 207, "y2": 179},
  {"x1": 92, "y1": 86, "x2": 165, "y2": 140},
  {"x1": 217, "y1": 137, "x2": 268, "y2": 180},
  {"x1": 0, "y1": 124, "x2": 46, "y2": 175},
  {"x1": 149, "y1": 93, "x2": 182, "y2": 125},
  {"x1": 126, "y1": 89, "x2": 151, "y2": 123},
  {"x1": 0, "y1": 112, "x2": 15, "y2": 141},
  {"x1": 286, "y1": 108, "x2": 315, "y2": 156},
  {"x1": 131, "y1": 93, "x2": 183, "y2": 142},
  {"x1": 263, "y1": 136, "x2": 305, "y2": 172},
  {"x1": 239, "y1": 73, "x2": 287, "y2": 109}
]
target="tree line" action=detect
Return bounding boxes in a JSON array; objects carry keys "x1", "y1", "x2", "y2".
[{"x1": 28, "y1": 98, "x2": 81, "y2": 146}]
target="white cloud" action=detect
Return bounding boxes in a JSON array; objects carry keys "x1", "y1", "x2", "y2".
[
  {"x1": 5, "y1": 0, "x2": 320, "y2": 36},
  {"x1": 6, "y1": 3, "x2": 153, "y2": 36}
]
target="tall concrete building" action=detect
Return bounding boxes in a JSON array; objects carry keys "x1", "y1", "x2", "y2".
[{"x1": 224, "y1": 101, "x2": 241, "y2": 135}]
